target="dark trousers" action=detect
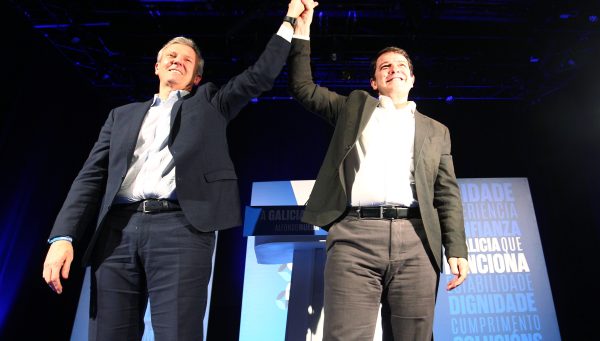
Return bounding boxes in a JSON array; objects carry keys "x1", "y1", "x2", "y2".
[
  {"x1": 323, "y1": 216, "x2": 439, "y2": 341},
  {"x1": 89, "y1": 208, "x2": 215, "y2": 341}
]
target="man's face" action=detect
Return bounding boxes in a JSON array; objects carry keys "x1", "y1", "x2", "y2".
[
  {"x1": 370, "y1": 51, "x2": 415, "y2": 98},
  {"x1": 155, "y1": 43, "x2": 201, "y2": 90}
]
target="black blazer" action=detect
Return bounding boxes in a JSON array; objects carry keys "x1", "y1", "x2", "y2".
[
  {"x1": 288, "y1": 38, "x2": 467, "y2": 271},
  {"x1": 49, "y1": 34, "x2": 291, "y2": 264}
]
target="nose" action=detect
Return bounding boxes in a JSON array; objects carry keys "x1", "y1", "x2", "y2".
[{"x1": 172, "y1": 55, "x2": 186, "y2": 65}]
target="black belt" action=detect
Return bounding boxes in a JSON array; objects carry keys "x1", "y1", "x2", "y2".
[
  {"x1": 117, "y1": 199, "x2": 181, "y2": 213},
  {"x1": 347, "y1": 206, "x2": 421, "y2": 219}
]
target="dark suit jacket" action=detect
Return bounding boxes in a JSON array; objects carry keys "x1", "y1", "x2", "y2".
[
  {"x1": 49, "y1": 34, "x2": 291, "y2": 265},
  {"x1": 288, "y1": 38, "x2": 467, "y2": 272}
]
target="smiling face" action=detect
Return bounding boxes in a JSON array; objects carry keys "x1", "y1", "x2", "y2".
[
  {"x1": 370, "y1": 50, "x2": 415, "y2": 100},
  {"x1": 155, "y1": 42, "x2": 201, "y2": 92}
]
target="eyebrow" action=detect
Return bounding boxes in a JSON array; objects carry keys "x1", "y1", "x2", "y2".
[
  {"x1": 166, "y1": 50, "x2": 194, "y2": 60},
  {"x1": 379, "y1": 60, "x2": 408, "y2": 67}
]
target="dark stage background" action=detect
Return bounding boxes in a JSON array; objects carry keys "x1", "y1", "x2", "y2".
[{"x1": 2, "y1": 1, "x2": 599, "y2": 340}]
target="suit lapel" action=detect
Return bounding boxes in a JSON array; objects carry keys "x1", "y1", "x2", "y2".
[
  {"x1": 170, "y1": 99, "x2": 184, "y2": 128},
  {"x1": 124, "y1": 100, "x2": 152, "y2": 166},
  {"x1": 168, "y1": 99, "x2": 184, "y2": 145},
  {"x1": 169, "y1": 91, "x2": 195, "y2": 145},
  {"x1": 357, "y1": 95, "x2": 378, "y2": 136},
  {"x1": 413, "y1": 110, "x2": 431, "y2": 172}
]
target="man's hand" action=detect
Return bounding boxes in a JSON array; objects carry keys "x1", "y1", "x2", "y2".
[
  {"x1": 42, "y1": 240, "x2": 74, "y2": 294},
  {"x1": 295, "y1": 0, "x2": 319, "y2": 36},
  {"x1": 446, "y1": 257, "x2": 469, "y2": 291},
  {"x1": 286, "y1": 0, "x2": 305, "y2": 18}
]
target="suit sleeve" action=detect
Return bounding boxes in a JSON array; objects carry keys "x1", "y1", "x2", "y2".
[
  {"x1": 434, "y1": 127, "x2": 468, "y2": 260},
  {"x1": 287, "y1": 38, "x2": 347, "y2": 126},
  {"x1": 48, "y1": 110, "x2": 113, "y2": 242},
  {"x1": 210, "y1": 34, "x2": 292, "y2": 121}
]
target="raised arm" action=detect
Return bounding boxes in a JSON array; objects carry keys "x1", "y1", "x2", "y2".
[
  {"x1": 210, "y1": 0, "x2": 305, "y2": 120},
  {"x1": 288, "y1": 0, "x2": 348, "y2": 126}
]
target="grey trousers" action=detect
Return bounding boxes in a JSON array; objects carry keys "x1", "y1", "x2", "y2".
[{"x1": 323, "y1": 216, "x2": 439, "y2": 341}]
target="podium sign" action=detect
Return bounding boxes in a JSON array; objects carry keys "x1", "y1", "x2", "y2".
[{"x1": 243, "y1": 206, "x2": 317, "y2": 236}]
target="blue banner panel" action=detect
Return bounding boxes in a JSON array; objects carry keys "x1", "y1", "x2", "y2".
[{"x1": 434, "y1": 178, "x2": 560, "y2": 341}]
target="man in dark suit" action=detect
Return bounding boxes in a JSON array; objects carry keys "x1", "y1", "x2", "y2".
[
  {"x1": 288, "y1": 1, "x2": 469, "y2": 340},
  {"x1": 42, "y1": 2, "x2": 304, "y2": 340}
]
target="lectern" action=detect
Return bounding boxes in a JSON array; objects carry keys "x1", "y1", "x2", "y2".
[{"x1": 241, "y1": 180, "x2": 326, "y2": 341}]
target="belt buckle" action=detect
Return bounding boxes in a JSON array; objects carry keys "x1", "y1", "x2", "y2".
[
  {"x1": 355, "y1": 207, "x2": 362, "y2": 218},
  {"x1": 142, "y1": 200, "x2": 160, "y2": 213},
  {"x1": 380, "y1": 205, "x2": 395, "y2": 219}
]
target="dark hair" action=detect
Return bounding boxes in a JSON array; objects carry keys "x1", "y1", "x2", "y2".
[{"x1": 369, "y1": 46, "x2": 413, "y2": 79}]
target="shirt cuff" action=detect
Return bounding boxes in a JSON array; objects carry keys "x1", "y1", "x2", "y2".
[
  {"x1": 277, "y1": 23, "x2": 294, "y2": 43},
  {"x1": 48, "y1": 236, "x2": 73, "y2": 244},
  {"x1": 292, "y1": 34, "x2": 310, "y2": 41}
]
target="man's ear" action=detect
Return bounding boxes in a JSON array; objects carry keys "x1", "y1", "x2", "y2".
[
  {"x1": 193, "y1": 75, "x2": 202, "y2": 86},
  {"x1": 155, "y1": 63, "x2": 159, "y2": 76},
  {"x1": 370, "y1": 78, "x2": 377, "y2": 91}
]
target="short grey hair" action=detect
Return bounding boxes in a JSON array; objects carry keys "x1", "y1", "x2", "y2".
[{"x1": 157, "y1": 36, "x2": 204, "y2": 77}]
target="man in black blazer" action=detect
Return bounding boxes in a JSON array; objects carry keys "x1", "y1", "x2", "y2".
[
  {"x1": 42, "y1": 2, "x2": 304, "y2": 340},
  {"x1": 289, "y1": 1, "x2": 468, "y2": 340}
]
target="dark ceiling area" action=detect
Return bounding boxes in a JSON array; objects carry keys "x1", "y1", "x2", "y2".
[{"x1": 10, "y1": 0, "x2": 600, "y2": 106}]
